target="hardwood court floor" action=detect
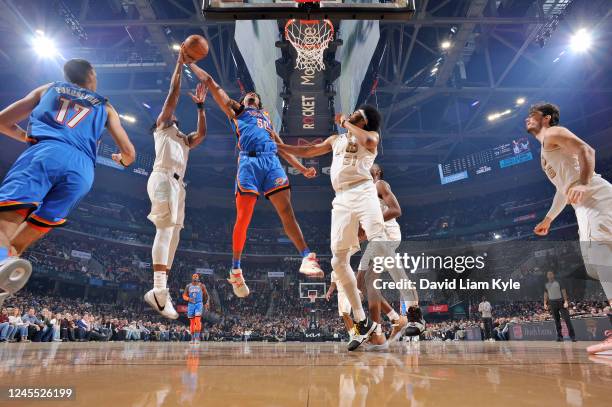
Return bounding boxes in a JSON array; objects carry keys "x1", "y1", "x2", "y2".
[{"x1": 1, "y1": 341, "x2": 610, "y2": 406}]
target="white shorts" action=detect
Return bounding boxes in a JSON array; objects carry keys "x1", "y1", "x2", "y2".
[
  {"x1": 147, "y1": 170, "x2": 186, "y2": 228},
  {"x1": 575, "y1": 176, "x2": 612, "y2": 242},
  {"x1": 575, "y1": 176, "x2": 612, "y2": 298},
  {"x1": 331, "y1": 182, "x2": 385, "y2": 253}
]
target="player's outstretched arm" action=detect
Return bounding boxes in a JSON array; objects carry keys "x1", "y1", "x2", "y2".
[
  {"x1": 534, "y1": 189, "x2": 567, "y2": 236},
  {"x1": 106, "y1": 103, "x2": 136, "y2": 166},
  {"x1": 335, "y1": 113, "x2": 379, "y2": 151},
  {"x1": 157, "y1": 51, "x2": 184, "y2": 130},
  {"x1": 0, "y1": 84, "x2": 51, "y2": 142},
  {"x1": 547, "y1": 126, "x2": 595, "y2": 204},
  {"x1": 187, "y1": 63, "x2": 241, "y2": 119},
  {"x1": 270, "y1": 129, "x2": 316, "y2": 178},
  {"x1": 186, "y1": 82, "x2": 208, "y2": 149},
  {"x1": 377, "y1": 181, "x2": 402, "y2": 221},
  {"x1": 276, "y1": 136, "x2": 335, "y2": 158}
]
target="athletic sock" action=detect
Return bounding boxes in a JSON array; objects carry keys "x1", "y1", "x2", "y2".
[
  {"x1": 301, "y1": 248, "x2": 311, "y2": 258},
  {"x1": 153, "y1": 271, "x2": 167, "y2": 290},
  {"x1": 0, "y1": 247, "x2": 8, "y2": 262},
  {"x1": 387, "y1": 310, "x2": 400, "y2": 322},
  {"x1": 232, "y1": 260, "x2": 241, "y2": 270}
]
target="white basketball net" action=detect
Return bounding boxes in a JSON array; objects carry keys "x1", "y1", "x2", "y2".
[{"x1": 285, "y1": 19, "x2": 334, "y2": 72}]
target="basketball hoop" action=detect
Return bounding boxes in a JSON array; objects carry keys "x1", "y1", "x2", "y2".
[{"x1": 285, "y1": 18, "x2": 334, "y2": 72}]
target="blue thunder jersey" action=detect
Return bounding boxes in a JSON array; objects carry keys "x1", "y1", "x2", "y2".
[
  {"x1": 230, "y1": 107, "x2": 277, "y2": 153},
  {"x1": 27, "y1": 81, "x2": 108, "y2": 164},
  {"x1": 187, "y1": 283, "x2": 204, "y2": 303}
]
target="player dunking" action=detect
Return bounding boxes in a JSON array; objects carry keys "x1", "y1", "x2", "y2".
[
  {"x1": 277, "y1": 106, "x2": 388, "y2": 351},
  {"x1": 144, "y1": 49, "x2": 208, "y2": 319},
  {"x1": 186, "y1": 63, "x2": 323, "y2": 298},
  {"x1": 183, "y1": 273, "x2": 209, "y2": 345},
  {"x1": 0, "y1": 59, "x2": 135, "y2": 307},
  {"x1": 356, "y1": 163, "x2": 423, "y2": 348},
  {"x1": 526, "y1": 103, "x2": 612, "y2": 355}
]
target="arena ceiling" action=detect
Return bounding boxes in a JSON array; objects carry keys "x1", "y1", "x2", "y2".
[{"x1": 0, "y1": 0, "x2": 610, "y2": 195}]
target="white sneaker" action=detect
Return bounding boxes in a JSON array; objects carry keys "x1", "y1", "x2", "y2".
[
  {"x1": 227, "y1": 269, "x2": 250, "y2": 297},
  {"x1": 299, "y1": 253, "x2": 324, "y2": 278},
  {"x1": 144, "y1": 288, "x2": 178, "y2": 320},
  {"x1": 0, "y1": 257, "x2": 32, "y2": 307}
]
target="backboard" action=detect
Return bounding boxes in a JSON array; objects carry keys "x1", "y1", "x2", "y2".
[{"x1": 202, "y1": 0, "x2": 416, "y2": 21}]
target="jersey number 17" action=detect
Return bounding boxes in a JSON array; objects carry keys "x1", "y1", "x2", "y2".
[{"x1": 55, "y1": 97, "x2": 92, "y2": 128}]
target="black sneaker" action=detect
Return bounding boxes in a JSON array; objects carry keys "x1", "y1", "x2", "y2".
[
  {"x1": 405, "y1": 306, "x2": 426, "y2": 337},
  {"x1": 347, "y1": 318, "x2": 378, "y2": 351}
]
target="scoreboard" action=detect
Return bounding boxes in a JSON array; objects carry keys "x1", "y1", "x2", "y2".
[
  {"x1": 438, "y1": 137, "x2": 533, "y2": 185},
  {"x1": 96, "y1": 142, "x2": 154, "y2": 177}
]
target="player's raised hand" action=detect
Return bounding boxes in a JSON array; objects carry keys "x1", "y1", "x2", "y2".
[
  {"x1": 111, "y1": 153, "x2": 123, "y2": 165},
  {"x1": 335, "y1": 113, "x2": 347, "y2": 128},
  {"x1": 188, "y1": 82, "x2": 207, "y2": 104},
  {"x1": 533, "y1": 217, "x2": 552, "y2": 236},
  {"x1": 302, "y1": 167, "x2": 317, "y2": 178},
  {"x1": 178, "y1": 44, "x2": 194, "y2": 65}
]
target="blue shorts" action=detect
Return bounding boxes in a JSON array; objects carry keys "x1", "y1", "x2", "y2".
[
  {"x1": 187, "y1": 302, "x2": 203, "y2": 318},
  {"x1": 235, "y1": 152, "x2": 290, "y2": 198},
  {"x1": 0, "y1": 140, "x2": 94, "y2": 228}
]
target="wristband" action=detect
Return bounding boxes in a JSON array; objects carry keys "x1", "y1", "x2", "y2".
[
  {"x1": 119, "y1": 158, "x2": 129, "y2": 167},
  {"x1": 196, "y1": 102, "x2": 204, "y2": 110}
]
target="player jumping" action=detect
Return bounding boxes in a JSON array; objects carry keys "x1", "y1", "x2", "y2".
[
  {"x1": 186, "y1": 63, "x2": 324, "y2": 298},
  {"x1": 0, "y1": 59, "x2": 135, "y2": 307},
  {"x1": 183, "y1": 273, "x2": 209, "y2": 345},
  {"x1": 526, "y1": 103, "x2": 612, "y2": 355},
  {"x1": 277, "y1": 106, "x2": 389, "y2": 351},
  {"x1": 144, "y1": 49, "x2": 208, "y2": 319}
]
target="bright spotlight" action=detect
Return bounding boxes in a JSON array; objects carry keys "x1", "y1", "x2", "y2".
[
  {"x1": 494, "y1": 233, "x2": 501, "y2": 240},
  {"x1": 487, "y1": 113, "x2": 499, "y2": 121},
  {"x1": 440, "y1": 41, "x2": 452, "y2": 50},
  {"x1": 171, "y1": 43, "x2": 181, "y2": 51},
  {"x1": 119, "y1": 114, "x2": 136, "y2": 123},
  {"x1": 430, "y1": 67, "x2": 438, "y2": 74},
  {"x1": 516, "y1": 97, "x2": 526, "y2": 106},
  {"x1": 570, "y1": 28, "x2": 592, "y2": 53},
  {"x1": 32, "y1": 35, "x2": 58, "y2": 58}
]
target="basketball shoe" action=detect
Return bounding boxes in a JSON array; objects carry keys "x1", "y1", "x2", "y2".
[
  {"x1": 299, "y1": 253, "x2": 324, "y2": 278},
  {"x1": 0, "y1": 257, "x2": 32, "y2": 308},
  {"x1": 348, "y1": 318, "x2": 378, "y2": 351},
  {"x1": 228, "y1": 268, "x2": 250, "y2": 297},
  {"x1": 388, "y1": 315, "x2": 408, "y2": 343},
  {"x1": 144, "y1": 288, "x2": 179, "y2": 319},
  {"x1": 404, "y1": 306, "x2": 426, "y2": 337},
  {"x1": 586, "y1": 329, "x2": 612, "y2": 355}
]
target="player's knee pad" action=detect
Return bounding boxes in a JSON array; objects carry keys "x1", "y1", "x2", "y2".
[{"x1": 152, "y1": 227, "x2": 173, "y2": 265}]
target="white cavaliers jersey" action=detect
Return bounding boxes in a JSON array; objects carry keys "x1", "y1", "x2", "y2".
[
  {"x1": 152, "y1": 124, "x2": 190, "y2": 178},
  {"x1": 377, "y1": 180, "x2": 401, "y2": 241},
  {"x1": 330, "y1": 132, "x2": 377, "y2": 193},
  {"x1": 541, "y1": 143, "x2": 599, "y2": 196}
]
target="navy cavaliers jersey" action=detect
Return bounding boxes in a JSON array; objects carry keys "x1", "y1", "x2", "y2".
[
  {"x1": 27, "y1": 81, "x2": 108, "y2": 164},
  {"x1": 229, "y1": 107, "x2": 277, "y2": 153}
]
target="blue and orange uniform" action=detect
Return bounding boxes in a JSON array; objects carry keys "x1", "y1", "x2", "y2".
[
  {"x1": 183, "y1": 276, "x2": 208, "y2": 341},
  {"x1": 230, "y1": 107, "x2": 290, "y2": 198},
  {"x1": 0, "y1": 81, "x2": 107, "y2": 230},
  {"x1": 184, "y1": 281, "x2": 207, "y2": 318}
]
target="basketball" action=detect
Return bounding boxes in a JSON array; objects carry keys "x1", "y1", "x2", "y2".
[{"x1": 183, "y1": 35, "x2": 209, "y2": 61}]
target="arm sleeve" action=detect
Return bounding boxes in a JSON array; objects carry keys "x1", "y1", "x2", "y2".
[{"x1": 545, "y1": 189, "x2": 567, "y2": 221}]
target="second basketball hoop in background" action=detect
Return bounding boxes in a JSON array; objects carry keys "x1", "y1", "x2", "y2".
[{"x1": 285, "y1": 18, "x2": 334, "y2": 71}]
